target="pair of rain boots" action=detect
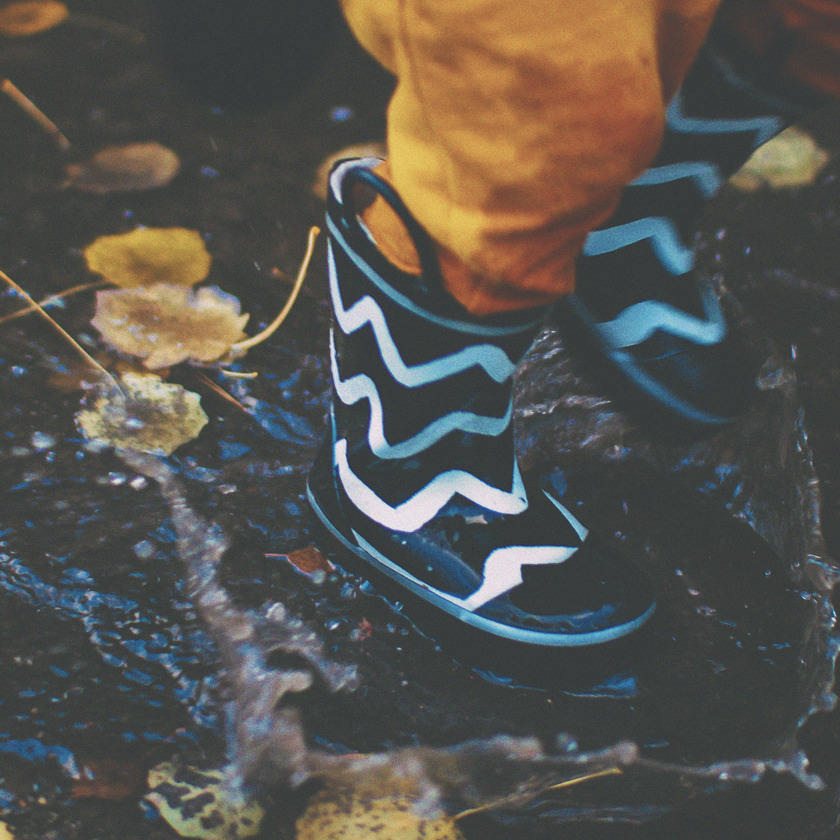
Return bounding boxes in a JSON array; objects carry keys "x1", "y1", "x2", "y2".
[{"x1": 307, "y1": 43, "x2": 816, "y2": 651}]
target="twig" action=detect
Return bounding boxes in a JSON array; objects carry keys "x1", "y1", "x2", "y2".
[
  {"x1": 218, "y1": 369, "x2": 259, "y2": 380},
  {"x1": 1, "y1": 79, "x2": 71, "y2": 152},
  {"x1": 0, "y1": 279, "x2": 107, "y2": 326},
  {"x1": 0, "y1": 267, "x2": 119, "y2": 390},
  {"x1": 230, "y1": 226, "x2": 320, "y2": 354},
  {"x1": 453, "y1": 767, "x2": 622, "y2": 821},
  {"x1": 194, "y1": 371, "x2": 251, "y2": 414},
  {"x1": 546, "y1": 766, "x2": 622, "y2": 790}
]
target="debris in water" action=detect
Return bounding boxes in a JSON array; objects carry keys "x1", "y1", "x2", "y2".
[
  {"x1": 64, "y1": 142, "x2": 181, "y2": 193},
  {"x1": 145, "y1": 762, "x2": 264, "y2": 839},
  {"x1": 76, "y1": 372, "x2": 208, "y2": 454},
  {"x1": 83, "y1": 227, "x2": 212, "y2": 289},
  {"x1": 730, "y1": 126, "x2": 831, "y2": 191},
  {"x1": 0, "y1": 1, "x2": 68, "y2": 37},
  {"x1": 91, "y1": 283, "x2": 249, "y2": 369},
  {"x1": 296, "y1": 787, "x2": 465, "y2": 840},
  {"x1": 269, "y1": 546, "x2": 335, "y2": 579}
]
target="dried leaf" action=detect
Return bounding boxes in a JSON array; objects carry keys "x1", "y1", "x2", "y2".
[
  {"x1": 0, "y1": 822, "x2": 13, "y2": 840},
  {"x1": 72, "y1": 758, "x2": 147, "y2": 801},
  {"x1": 75, "y1": 372, "x2": 208, "y2": 455},
  {"x1": 145, "y1": 762, "x2": 264, "y2": 839},
  {"x1": 84, "y1": 227, "x2": 212, "y2": 288},
  {"x1": 0, "y1": 0, "x2": 68, "y2": 36},
  {"x1": 64, "y1": 142, "x2": 181, "y2": 193},
  {"x1": 269, "y1": 546, "x2": 335, "y2": 578},
  {"x1": 730, "y1": 127, "x2": 831, "y2": 191},
  {"x1": 296, "y1": 789, "x2": 464, "y2": 840},
  {"x1": 91, "y1": 283, "x2": 249, "y2": 369},
  {"x1": 312, "y1": 142, "x2": 386, "y2": 200}
]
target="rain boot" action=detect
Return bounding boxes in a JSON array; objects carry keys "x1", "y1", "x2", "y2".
[
  {"x1": 307, "y1": 158, "x2": 656, "y2": 648},
  {"x1": 560, "y1": 41, "x2": 821, "y2": 427}
]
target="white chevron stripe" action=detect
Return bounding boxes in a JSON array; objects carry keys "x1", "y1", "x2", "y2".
[
  {"x1": 631, "y1": 161, "x2": 722, "y2": 198},
  {"x1": 594, "y1": 285, "x2": 726, "y2": 349},
  {"x1": 667, "y1": 91, "x2": 783, "y2": 149},
  {"x1": 461, "y1": 544, "x2": 579, "y2": 611},
  {"x1": 334, "y1": 438, "x2": 527, "y2": 532},
  {"x1": 328, "y1": 243, "x2": 516, "y2": 385},
  {"x1": 352, "y1": 532, "x2": 579, "y2": 613},
  {"x1": 330, "y1": 333, "x2": 512, "y2": 459},
  {"x1": 582, "y1": 216, "x2": 694, "y2": 275}
]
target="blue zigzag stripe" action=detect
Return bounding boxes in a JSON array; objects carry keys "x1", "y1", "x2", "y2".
[
  {"x1": 328, "y1": 243, "x2": 517, "y2": 385},
  {"x1": 582, "y1": 216, "x2": 694, "y2": 275},
  {"x1": 334, "y1": 438, "x2": 528, "y2": 532},
  {"x1": 631, "y1": 161, "x2": 722, "y2": 198},
  {"x1": 666, "y1": 91, "x2": 784, "y2": 149},
  {"x1": 330, "y1": 333, "x2": 512, "y2": 459}
]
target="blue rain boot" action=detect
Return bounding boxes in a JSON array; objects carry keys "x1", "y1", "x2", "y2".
[
  {"x1": 560, "y1": 42, "x2": 820, "y2": 428},
  {"x1": 307, "y1": 158, "x2": 655, "y2": 648}
]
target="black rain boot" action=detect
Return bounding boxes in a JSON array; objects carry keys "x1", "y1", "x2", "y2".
[
  {"x1": 559, "y1": 41, "x2": 822, "y2": 428},
  {"x1": 307, "y1": 158, "x2": 656, "y2": 648}
]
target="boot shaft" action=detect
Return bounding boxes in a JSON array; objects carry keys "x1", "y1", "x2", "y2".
[{"x1": 325, "y1": 159, "x2": 544, "y2": 528}]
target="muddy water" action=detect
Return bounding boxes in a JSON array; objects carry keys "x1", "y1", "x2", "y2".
[{"x1": 2, "y1": 4, "x2": 840, "y2": 838}]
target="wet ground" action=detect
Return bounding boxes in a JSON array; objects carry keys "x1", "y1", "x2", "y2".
[{"x1": 3, "y1": 2, "x2": 840, "y2": 837}]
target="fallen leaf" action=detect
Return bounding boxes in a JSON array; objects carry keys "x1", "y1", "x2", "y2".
[
  {"x1": 75, "y1": 372, "x2": 208, "y2": 455},
  {"x1": 272, "y1": 546, "x2": 335, "y2": 577},
  {"x1": 72, "y1": 758, "x2": 147, "y2": 801},
  {"x1": 0, "y1": 821, "x2": 13, "y2": 840},
  {"x1": 0, "y1": 0, "x2": 68, "y2": 36},
  {"x1": 296, "y1": 789, "x2": 464, "y2": 840},
  {"x1": 730, "y1": 126, "x2": 831, "y2": 191},
  {"x1": 91, "y1": 283, "x2": 249, "y2": 368},
  {"x1": 312, "y1": 142, "x2": 387, "y2": 200},
  {"x1": 64, "y1": 142, "x2": 181, "y2": 193},
  {"x1": 145, "y1": 762, "x2": 264, "y2": 839},
  {"x1": 84, "y1": 227, "x2": 212, "y2": 288}
]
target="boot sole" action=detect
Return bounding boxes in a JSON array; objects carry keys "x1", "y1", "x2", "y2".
[
  {"x1": 554, "y1": 296, "x2": 740, "y2": 433},
  {"x1": 305, "y1": 466, "x2": 655, "y2": 651}
]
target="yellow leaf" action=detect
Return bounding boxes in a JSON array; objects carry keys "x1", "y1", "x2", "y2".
[
  {"x1": 0, "y1": 821, "x2": 14, "y2": 840},
  {"x1": 64, "y1": 142, "x2": 181, "y2": 194},
  {"x1": 0, "y1": 0, "x2": 68, "y2": 36},
  {"x1": 91, "y1": 283, "x2": 249, "y2": 369},
  {"x1": 730, "y1": 126, "x2": 831, "y2": 191},
  {"x1": 75, "y1": 372, "x2": 208, "y2": 455},
  {"x1": 84, "y1": 227, "x2": 212, "y2": 288},
  {"x1": 145, "y1": 762, "x2": 264, "y2": 840},
  {"x1": 296, "y1": 789, "x2": 465, "y2": 840}
]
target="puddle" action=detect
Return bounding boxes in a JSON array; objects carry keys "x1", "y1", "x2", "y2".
[{"x1": 1, "y1": 5, "x2": 840, "y2": 837}]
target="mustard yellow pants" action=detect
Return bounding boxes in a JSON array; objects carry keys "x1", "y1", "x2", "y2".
[{"x1": 340, "y1": 0, "x2": 840, "y2": 314}]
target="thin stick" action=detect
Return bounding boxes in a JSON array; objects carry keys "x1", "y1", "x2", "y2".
[
  {"x1": 194, "y1": 371, "x2": 251, "y2": 414},
  {"x1": 453, "y1": 767, "x2": 623, "y2": 821},
  {"x1": 0, "y1": 267, "x2": 118, "y2": 389},
  {"x1": 218, "y1": 369, "x2": 259, "y2": 380},
  {"x1": 0, "y1": 279, "x2": 107, "y2": 326},
  {"x1": 230, "y1": 226, "x2": 320, "y2": 354},
  {"x1": 546, "y1": 766, "x2": 622, "y2": 790},
  {"x1": 1, "y1": 79, "x2": 71, "y2": 152}
]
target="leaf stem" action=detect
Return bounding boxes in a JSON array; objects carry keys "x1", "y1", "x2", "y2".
[
  {"x1": 0, "y1": 267, "x2": 120, "y2": 391},
  {"x1": 230, "y1": 226, "x2": 320, "y2": 354},
  {"x1": 0, "y1": 279, "x2": 107, "y2": 325},
  {"x1": 453, "y1": 767, "x2": 622, "y2": 821},
  {"x1": 1, "y1": 78, "x2": 71, "y2": 152}
]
